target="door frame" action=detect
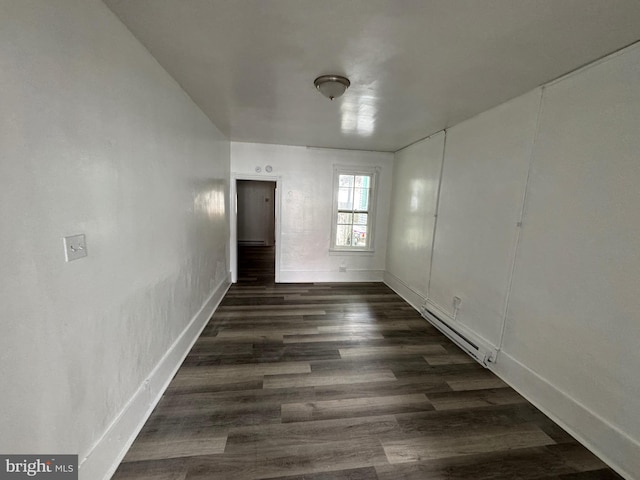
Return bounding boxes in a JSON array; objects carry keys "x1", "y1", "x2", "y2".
[{"x1": 230, "y1": 174, "x2": 281, "y2": 283}]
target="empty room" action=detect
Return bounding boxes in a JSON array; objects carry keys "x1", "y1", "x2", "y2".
[{"x1": 1, "y1": 1, "x2": 639, "y2": 479}]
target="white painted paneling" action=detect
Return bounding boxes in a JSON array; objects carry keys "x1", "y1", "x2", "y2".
[
  {"x1": 385, "y1": 133, "x2": 445, "y2": 308},
  {"x1": 231, "y1": 143, "x2": 393, "y2": 282},
  {"x1": 428, "y1": 90, "x2": 540, "y2": 347},
  {"x1": 0, "y1": 1, "x2": 230, "y2": 479},
  {"x1": 501, "y1": 44, "x2": 640, "y2": 478}
]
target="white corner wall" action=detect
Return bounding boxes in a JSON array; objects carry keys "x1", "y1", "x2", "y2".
[
  {"x1": 384, "y1": 132, "x2": 445, "y2": 309},
  {"x1": 0, "y1": 1, "x2": 230, "y2": 479},
  {"x1": 428, "y1": 90, "x2": 541, "y2": 348},
  {"x1": 498, "y1": 44, "x2": 640, "y2": 479},
  {"x1": 385, "y1": 43, "x2": 640, "y2": 479},
  {"x1": 231, "y1": 142, "x2": 393, "y2": 283}
]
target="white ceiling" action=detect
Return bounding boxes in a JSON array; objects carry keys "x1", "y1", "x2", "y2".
[{"x1": 103, "y1": 0, "x2": 640, "y2": 152}]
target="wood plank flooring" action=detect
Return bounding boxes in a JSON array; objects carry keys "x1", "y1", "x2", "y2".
[{"x1": 112, "y1": 247, "x2": 621, "y2": 479}]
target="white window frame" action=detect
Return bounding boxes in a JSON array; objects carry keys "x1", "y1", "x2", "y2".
[{"x1": 330, "y1": 165, "x2": 379, "y2": 254}]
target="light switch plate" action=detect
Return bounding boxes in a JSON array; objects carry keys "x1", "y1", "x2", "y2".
[{"x1": 63, "y1": 234, "x2": 87, "y2": 262}]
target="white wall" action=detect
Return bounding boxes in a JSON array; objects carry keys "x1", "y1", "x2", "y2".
[
  {"x1": 0, "y1": 1, "x2": 230, "y2": 479},
  {"x1": 231, "y1": 142, "x2": 393, "y2": 282},
  {"x1": 499, "y1": 44, "x2": 640, "y2": 478},
  {"x1": 384, "y1": 132, "x2": 445, "y2": 309},
  {"x1": 237, "y1": 180, "x2": 276, "y2": 245},
  {"x1": 385, "y1": 43, "x2": 640, "y2": 479},
  {"x1": 428, "y1": 90, "x2": 540, "y2": 348}
]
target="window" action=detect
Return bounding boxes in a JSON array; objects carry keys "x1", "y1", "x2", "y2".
[{"x1": 331, "y1": 166, "x2": 378, "y2": 252}]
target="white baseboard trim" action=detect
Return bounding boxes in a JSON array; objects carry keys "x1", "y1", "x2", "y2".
[
  {"x1": 423, "y1": 298, "x2": 454, "y2": 322},
  {"x1": 383, "y1": 272, "x2": 497, "y2": 362},
  {"x1": 382, "y1": 271, "x2": 426, "y2": 311},
  {"x1": 491, "y1": 351, "x2": 639, "y2": 480},
  {"x1": 79, "y1": 274, "x2": 231, "y2": 480},
  {"x1": 279, "y1": 269, "x2": 384, "y2": 283},
  {"x1": 383, "y1": 271, "x2": 638, "y2": 478},
  {"x1": 423, "y1": 298, "x2": 498, "y2": 361}
]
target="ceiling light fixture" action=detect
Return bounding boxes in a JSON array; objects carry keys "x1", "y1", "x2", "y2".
[{"x1": 314, "y1": 75, "x2": 350, "y2": 100}]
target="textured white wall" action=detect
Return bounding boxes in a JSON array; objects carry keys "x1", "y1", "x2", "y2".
[
  {"x1": 385, "y1": 44, "x2": 640, "y2": 479},
  {"x1": 231, "y1": 142, "x2": 393, "y2": 282},
  {"x1": 0, "y1": 1, "x2": 230, "y2": 478},
  {"x1": 384, "y1": 133, "x2": 444, "y2": 308},
  {"x1": 428, "y1": 90, "x2": 540, "y2": 347},
  {"x1": 237, "y1": 181, "x2": 276, "y2": 245},
  {"x1": 500, "y1": 45, "x2": 640, "y2": 478}
]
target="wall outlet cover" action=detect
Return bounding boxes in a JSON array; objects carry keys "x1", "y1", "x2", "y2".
[{"x1": 63, "y1": 234, "x2": 87, "y2": 262}]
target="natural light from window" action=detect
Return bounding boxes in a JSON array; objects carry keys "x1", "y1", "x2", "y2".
[{"x1": 331, "y1": 167, "x2": 377, "y2": 252}]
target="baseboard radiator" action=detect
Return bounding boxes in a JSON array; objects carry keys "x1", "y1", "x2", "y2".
[{"x1": 420, "y1": 306, "x2": 496, "y2": 367}]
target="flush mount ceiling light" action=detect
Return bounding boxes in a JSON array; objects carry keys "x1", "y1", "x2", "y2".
[{"x1": 314, "y1": 75, "x2": 350, "y2": 100}]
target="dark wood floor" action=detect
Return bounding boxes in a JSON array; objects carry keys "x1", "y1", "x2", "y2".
[
  {"x1": 237, "y1": 245, "x2": 276, "y2": 286},
  {"x1": 112, "y1": 246, "x2": 621, "y2": 479}
]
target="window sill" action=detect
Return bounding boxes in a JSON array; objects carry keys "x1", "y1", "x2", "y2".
[{"x1": 329, "y1": 248, "x2": 375, "y2": 256}]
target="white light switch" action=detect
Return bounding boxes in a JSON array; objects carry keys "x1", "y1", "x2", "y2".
[{"x1": 63, "y1": 234, "x2": 87, "y2": 262}]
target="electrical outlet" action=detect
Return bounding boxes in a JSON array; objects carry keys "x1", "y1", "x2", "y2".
[
  {"x1": 453, "y1": 296, "x2": 462, "y2": 309},
  {"x1": 339, "y1": 265, "x2": 347, "y2": 272},
  {"x1": 63, "y1": 234, "x2": 87, "y2": 262}
]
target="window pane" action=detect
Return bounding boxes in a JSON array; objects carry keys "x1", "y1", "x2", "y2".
[
  {"x1": 352, "y1": 225, "x2": 367, "y2": 246},
  {"x1": 336, "y1": 224, "x2": 352, "y2": 246},
  {"x1": 339, "y1": 175, "x2": 354, "y2": 187},
  {"x1": 353, "y1": 188, "x2": 369, "y2": 210},
  {"x1": 353, "y1": 213, "x2": 368, "y2": 225},
  {"x1": 333, "y1": 169, "x2": 375, "y2": 250},
  {"x1": 338, "y1": 187, "x2": 353, "y2": 210},
  {"x1": 337, "y1": 212, "x2": 352, "y2": 224},
  {"x1": 355, "y1": 175, "x2": 370, "y2": 188}
]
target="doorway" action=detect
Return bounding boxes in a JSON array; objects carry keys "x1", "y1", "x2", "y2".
[{"x1": 233, "y1": 178, "x2": 278, "y2": 284}]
